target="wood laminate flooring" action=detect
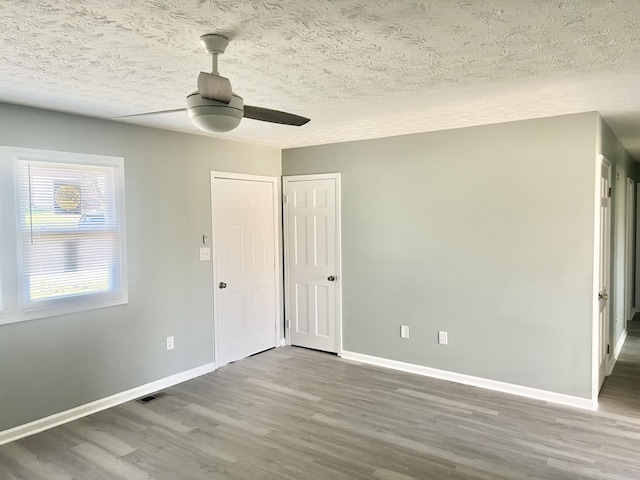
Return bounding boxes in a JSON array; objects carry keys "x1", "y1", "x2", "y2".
[{"x1": 2, "y1": 339, "x2": 640, "y2": 480}]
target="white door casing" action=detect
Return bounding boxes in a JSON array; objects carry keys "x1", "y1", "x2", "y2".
[
  {"x1": 625, "y1": 177, "x2": 635, "y2": 323},
  {"x1": 211, "y1": 172, "x2": 280, "y2": 367},
  {"x1": 596, "y1": 155, "x2": 612, "y2": 392},
  {"x1": 284, "y1": 174, "x2": 342, "y2": 354}
]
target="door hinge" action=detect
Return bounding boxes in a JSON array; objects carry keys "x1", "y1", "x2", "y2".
[
  {"x1": 283, "y1": 194, "x2": 289, "y2": 203},
  {"x1": 607, "y1": 344, "x2": 610, "y2": 354},
  {"x1": 608, "y1": 187, "x2": 612, "y2": 198},
  {"x1": 286, "y1": 319, "x2": 291, "y2": 329}
]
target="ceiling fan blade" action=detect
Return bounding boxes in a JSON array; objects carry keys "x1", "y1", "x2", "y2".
[
  {"x1": 115, "y1": 108, "x2": 187, "y2": 119},
  {"x1": 198, "y1": 72, "x2": 232, "y2": 104},
  {"x1": 243, "y1": 105, "x2": 310, "y2": 126}
]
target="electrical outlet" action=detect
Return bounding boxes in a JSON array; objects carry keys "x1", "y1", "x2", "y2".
[
  {"x1": 199, "y1": 247, "x2": 211, "y2": 261},
  {"x1": 438, "y1": 331, "x2": 448, "y2": 345},
  {"x1": 166, "y1": 336, "x2": 174, "y2": 351},
  {"x1": 400, "y1": 325, "x2": 410, "y2": 338}
]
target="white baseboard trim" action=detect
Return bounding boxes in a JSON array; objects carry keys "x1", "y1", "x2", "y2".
[
  {"x1": 607, "y1": 330, "x2": 628, "y2": 376},
  {"x1": 0, "y1": 362, "x2": 217, "y2": 447},
  {"x1": 341, "y1": 351, "x2": 596, "y2": 411}
]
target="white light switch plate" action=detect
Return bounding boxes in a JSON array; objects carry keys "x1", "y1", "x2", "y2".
[
  {"x1": 199, "y1": 247, "x2": 211, "y2": 261},
  {"x1": 400, "y1": 325, "x2": 410, "y2": 338}
]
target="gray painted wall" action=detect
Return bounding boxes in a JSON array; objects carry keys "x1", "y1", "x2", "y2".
[
  {"x1": 283, "y1": 113, "x2": 598, "y2": 399},
  {"x1": 0, "y1": 103, "x2": 281, "y2": 431}
]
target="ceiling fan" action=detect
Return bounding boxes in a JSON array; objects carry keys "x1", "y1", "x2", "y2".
[{"x1": 116, "y1": 34, "x2": 310, "y2": 133}]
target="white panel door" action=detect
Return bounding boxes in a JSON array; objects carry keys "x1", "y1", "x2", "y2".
[
  {"x1": 212, "y1": 176, "x2": 277, "y2": 367},
  {"x1": 598, "y1": 157, "x2": 612, "y2": 389},
  {"x1": 284, "y1": 175, "x2": 340, "y2": 353}
]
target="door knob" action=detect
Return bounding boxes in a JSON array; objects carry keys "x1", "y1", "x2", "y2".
[
  {"x1": 327, "y1": 275, "x2": 336, "y2": 282},
  {"x1": 219, "y1": 282, "x2": 227, "y2": 289},
  {"x1": 598, "y1": 292, "x2": 608, "y2": 301}
]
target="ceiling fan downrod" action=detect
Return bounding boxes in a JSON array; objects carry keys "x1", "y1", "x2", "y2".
[{"x1": 211, "y1": 53, "x2": 219, "y2": 75}]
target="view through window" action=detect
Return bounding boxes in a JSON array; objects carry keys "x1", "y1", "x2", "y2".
[{"x1": 0, "y1": 147, "x2": 127, "y2": 324}]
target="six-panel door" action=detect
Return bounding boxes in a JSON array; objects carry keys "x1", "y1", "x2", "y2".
[
  {"x1": 212, "y1": 177, "x2": 277, "y2": 366},
  {"x1": 285, "y1": 177, "x2": 339, "y2": 353}
]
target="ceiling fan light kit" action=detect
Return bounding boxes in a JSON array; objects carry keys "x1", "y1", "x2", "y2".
[
  {"x1": 117, "y1": 33, "x2": 310, "y2": 133},
  {"x1": 187, "y1": 91, "x2": 244, "y2": 133}
]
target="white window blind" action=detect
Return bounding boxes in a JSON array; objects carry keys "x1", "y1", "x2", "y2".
[
  {"x1": 16, "y1": 159, "x2": 125, "y2": 310},
  {"x1": 0, "y1": 147, "x2": 127, "y2": 325}
]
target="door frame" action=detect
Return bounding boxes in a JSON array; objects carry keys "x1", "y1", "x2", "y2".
[
  {"x1": 210, "y1": 171, "x2": 283, "y2": 368},
  {"x1": 282, "y1": 173, "x2": 343, "y2": 356},
  {"x1": 625, "y1": 177, "x2": 635, "y2": 323},
  {"x1": 592, "y1": 154, "x2": 612, "y2": 404}
]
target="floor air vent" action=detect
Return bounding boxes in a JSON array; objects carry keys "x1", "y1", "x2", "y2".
[{"x1": 136, "y1": 391, "x2": 169, "y2": 404}]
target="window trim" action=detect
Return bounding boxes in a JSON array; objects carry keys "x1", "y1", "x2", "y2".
[{"x1": 0, "y1": 146, "x2": 128, "y2": 326}]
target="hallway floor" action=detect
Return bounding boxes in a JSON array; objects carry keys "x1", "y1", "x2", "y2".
[{"x1": 599, "y1": 335, "x2": 640, "y2": 415}]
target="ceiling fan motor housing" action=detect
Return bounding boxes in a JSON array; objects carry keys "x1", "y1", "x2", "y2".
[{"x1": 186, "y1": 92, "x2": 244, "y2": 133}]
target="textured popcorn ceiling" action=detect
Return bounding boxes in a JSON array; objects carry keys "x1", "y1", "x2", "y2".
[{"x1": 1, "y1": 0, "x2": 640, "y2": 156}]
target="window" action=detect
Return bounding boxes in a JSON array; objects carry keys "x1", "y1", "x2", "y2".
[{"x1": 0, "y1": 147, "x2": 127, "y2": 324}]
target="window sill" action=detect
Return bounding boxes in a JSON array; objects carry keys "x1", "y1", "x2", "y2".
[{"x1": 0, "y1": 294, "x2": 128, "y2": 326}]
